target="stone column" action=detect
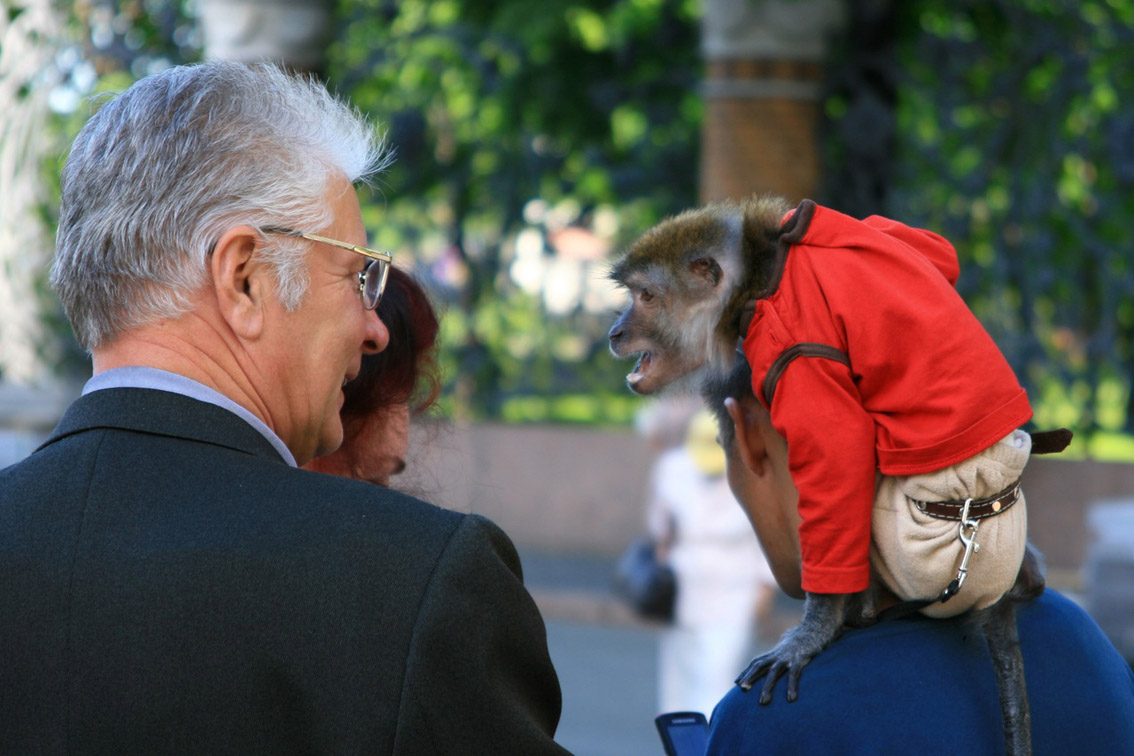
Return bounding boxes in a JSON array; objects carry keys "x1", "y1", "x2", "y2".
[
  {"x1": 196, "y1": 0, "x2": 335, "y2": 76},
  {"x1": 699, "y1": 0, "x2": 846, "y2": 204},
  {"x1": 0, "y1": 0, "x2": 65, "y2": 384}
]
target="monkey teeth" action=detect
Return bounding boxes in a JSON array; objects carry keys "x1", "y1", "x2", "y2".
[{"x1": 628, "y1": 352, "x2": 653, "y2": 385}]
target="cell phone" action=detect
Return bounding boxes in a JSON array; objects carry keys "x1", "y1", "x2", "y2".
[{"x1": 655, "y1": 711, "x2": 709, "y2": 756}]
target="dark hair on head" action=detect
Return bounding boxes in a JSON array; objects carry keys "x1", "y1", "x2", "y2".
[
  {"x1": 341, "y1": 267, "x2": 441, "y2": 421},
  {"x1": 701, "y1": 355, "x2": 755, "y2": 450}
]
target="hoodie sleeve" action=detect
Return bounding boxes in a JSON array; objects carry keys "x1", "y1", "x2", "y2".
[{"x1": 768, "y1": 353, "x2": 877, "y2": 595}]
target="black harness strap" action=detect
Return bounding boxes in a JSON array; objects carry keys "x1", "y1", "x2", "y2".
[{"x1": 761, "y1": 343, "x2": 850, "y2": 406}]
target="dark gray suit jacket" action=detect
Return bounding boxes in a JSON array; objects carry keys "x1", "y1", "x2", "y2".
[{"x1": 0, "y1": 388, "x2": 568, "y2": 754}]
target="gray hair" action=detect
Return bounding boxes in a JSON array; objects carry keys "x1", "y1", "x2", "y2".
[{"x1": 51, "y1": 61, "x2": 392, "y2": 349}]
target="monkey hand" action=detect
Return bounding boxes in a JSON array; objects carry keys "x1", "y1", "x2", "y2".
[{"x1": 736, "y1": 591, "x2": 850, "y2": 704}]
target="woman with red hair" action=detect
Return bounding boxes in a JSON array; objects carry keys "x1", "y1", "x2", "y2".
[{"x1": 306, "y1": 267, "x2": 441, "y2": 486}]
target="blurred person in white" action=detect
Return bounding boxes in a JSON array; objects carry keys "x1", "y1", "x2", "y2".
[{"x1": 645, "y1": 406, "x2": 777, "y2": 717}]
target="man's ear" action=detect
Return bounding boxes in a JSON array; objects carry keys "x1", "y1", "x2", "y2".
[
  {"x1": 725, "y1": 396, "x2": 768, "y2": 476},
  {"x1": 210, "y1": 225, "x2": 268, "y2": 340}
]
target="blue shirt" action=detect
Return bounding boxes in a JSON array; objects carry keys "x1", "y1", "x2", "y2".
[
  {"x1": 707, "y1": 590, "x2": 1134, "y2": 755},
  {"x1": 83, "y1": 367, "x2": 296, "y2": 467}
]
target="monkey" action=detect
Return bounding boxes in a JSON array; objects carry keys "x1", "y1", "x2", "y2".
[{"x1": 608, "y1": 195, "x2": 1072, "y2": 756}]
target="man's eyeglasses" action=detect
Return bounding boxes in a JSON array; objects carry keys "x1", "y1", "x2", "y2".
[{"x1": 261, "y1": 226, "x2": 392, "y2": 310}]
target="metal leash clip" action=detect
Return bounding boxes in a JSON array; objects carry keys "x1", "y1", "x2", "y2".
[{"x1": 940, "y1": 498, "x2": 981, "y2": 602}]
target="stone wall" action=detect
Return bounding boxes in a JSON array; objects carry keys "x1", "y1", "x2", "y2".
[
  {"x1": 4, "y1": 379, "x2": 1132, "y2": 588},
  {"x1": 404, "y1": 420, "x2": 1134, "y2": 587},
  {"x1": 400, "y1": 421, "x2": 656, "y2": 556}
]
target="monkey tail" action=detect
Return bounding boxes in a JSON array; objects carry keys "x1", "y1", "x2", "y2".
[
  {"x1": 979, "y1": 598, "x2": 1033, "y2": 756},
  {"x1": 1003, "y1": 542, "x2": 1045, "y2": 604}
]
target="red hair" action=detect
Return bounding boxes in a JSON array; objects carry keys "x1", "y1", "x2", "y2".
[{"x1": 340, "y1": 267, "x2": 441, "y2": 421}]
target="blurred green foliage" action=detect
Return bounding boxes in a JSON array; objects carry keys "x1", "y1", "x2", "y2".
[
  {"x1": 884, "y1": 0, "x2": 1134, "y2": 452},
  {"x1": 329, "y1": 0, "x2": 702, "y2": 423},
  {"x1": 25, "y1": 0, "x2": 204, "y2": 380},
  {"x1": 27, "y1": 0, "x2": 1134, "y2": 451}
]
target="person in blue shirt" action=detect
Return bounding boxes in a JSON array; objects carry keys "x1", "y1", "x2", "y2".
[{"x1": 704, "y1": 361, "x2": 1134, "y2": 755}]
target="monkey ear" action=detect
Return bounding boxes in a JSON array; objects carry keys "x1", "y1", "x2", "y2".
[{"x1": 689, "y1": 257, "x2": 722, "y2": 286}]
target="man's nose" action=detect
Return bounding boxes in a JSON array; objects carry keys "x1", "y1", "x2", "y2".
[{"x1": 363, "y1": 308, "x2": 390, "y2": 354}]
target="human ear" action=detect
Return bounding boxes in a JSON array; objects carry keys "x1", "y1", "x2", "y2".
[
  {"x1": 725, "y1": 396, "x2": 769, "y2": 476},
  {"x1": 210, "y1": 225, "x2": 267, "y2": 340}
]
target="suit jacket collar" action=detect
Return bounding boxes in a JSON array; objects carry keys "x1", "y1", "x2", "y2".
[{"x1": 39, "y1": 387, "x2": 288, "y2": 464}]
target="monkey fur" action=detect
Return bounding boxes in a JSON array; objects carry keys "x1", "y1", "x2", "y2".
[
  {"x1": 609, "y1": 195, "x2": 1051, "y2": 756},
  {"x1": 608, "y1": 195, "x2": 789, "y2": 395}
]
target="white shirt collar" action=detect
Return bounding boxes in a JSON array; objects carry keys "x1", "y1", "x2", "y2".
[{"x1": 82, "y1": 366, "x2": 297, "y2": 467}]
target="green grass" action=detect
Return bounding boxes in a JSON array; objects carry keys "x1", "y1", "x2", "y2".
[
  {"x1": 499, "y1": 393, "x2": 643, "y2": 425},
  {"x1": 431, "y1": 378, "x2": 1134, "y2": 462},
  {"x1": 1085, "y1": 431, "x2": 1134, "y2": 462}
]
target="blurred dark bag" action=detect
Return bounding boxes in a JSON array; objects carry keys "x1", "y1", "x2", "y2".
[{"x1": 614, "y1": 535, "x2": 676, "y2": 622}]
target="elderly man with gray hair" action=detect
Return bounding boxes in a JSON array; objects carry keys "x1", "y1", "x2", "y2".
[{"x1": 0, "y1": 61, "x2": 568, "y2": 755}]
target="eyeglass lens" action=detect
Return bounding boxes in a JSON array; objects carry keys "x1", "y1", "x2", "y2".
[{"x1": 362, "y1": 259, "x2": 389, "y2": 310}]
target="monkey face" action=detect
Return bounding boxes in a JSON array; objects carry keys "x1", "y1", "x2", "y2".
[
  {"x1": 608, "y1": 215, "x2": 742, "y2": 395},
  {"x1": 607, "y1": 269, "x2": 708, "y2": 394},
  {"x1": 608, "y1": 194, "x2": 789, "y2": 395}
]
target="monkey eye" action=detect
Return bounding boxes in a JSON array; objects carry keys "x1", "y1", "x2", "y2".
[{"x1": 639, "y1": 289, "x2": 654, "y2": 303}]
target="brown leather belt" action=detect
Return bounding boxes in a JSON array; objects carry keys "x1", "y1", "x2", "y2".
[{"x1": 908, "y1": 479, "x2": 1022, "y2": 521}]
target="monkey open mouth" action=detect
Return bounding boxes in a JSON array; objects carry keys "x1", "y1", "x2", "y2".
[{"x1": 627, "y1": 351, "x2": 653, "y2": 389}]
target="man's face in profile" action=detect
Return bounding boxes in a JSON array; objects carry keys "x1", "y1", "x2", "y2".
[
  {"x1": 723, "y1": 396, "x2": 803, "y2": 597},
  {"x1": 260, "y1": 178, "x2": 389, "y2": 464}
]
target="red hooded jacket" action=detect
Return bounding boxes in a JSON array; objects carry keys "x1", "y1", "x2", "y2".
[{"x1": 742, "y1": 200, "x2": 1032, "y2": 594}]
